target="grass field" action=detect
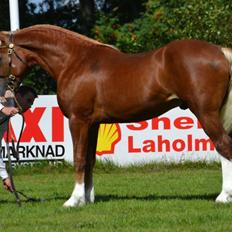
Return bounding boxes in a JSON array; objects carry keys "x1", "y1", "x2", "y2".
[{"x1": 0, "y1": 161, "x2": 232, "y2": 232}]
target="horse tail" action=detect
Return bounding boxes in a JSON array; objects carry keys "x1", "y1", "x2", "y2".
[
  {"x1": 220, "y1": 48, "x2": 232, "y2": 132},
  {"x1": 221, "y1": 47, "x2": 232, "y2": 76}
]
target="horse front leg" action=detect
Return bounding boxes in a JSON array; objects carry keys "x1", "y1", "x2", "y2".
[
  {"x1": 85, "y1": 124, "x2": 99, "y2": 203},
  {"x1": 63, "y1": 118, "x2": 89, "y2": 207}
]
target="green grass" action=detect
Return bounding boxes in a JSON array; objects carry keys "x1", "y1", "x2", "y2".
[{"x1": 0, "y1": 161, "x2": 231, "y2": 232}]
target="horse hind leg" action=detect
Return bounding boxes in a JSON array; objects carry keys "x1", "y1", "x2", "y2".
[
  {"x1": 214, "y1": 46, "x2": 232, "y2": 203},
  {"x1": 195, "y1": 110, "x2": 232, "y2": 160},
  {"x1": 193, "y1": 82, "x2": 232, "y2": 203},
  {"x1": 192, "y1": 107, "x2": 232, "y2": 203},
  {"x1": 216, "y1": 156, "x2": 232, "y2": 203},
  {"x1": 216, "y1": 87, "x2": 232, "y2": 203}
]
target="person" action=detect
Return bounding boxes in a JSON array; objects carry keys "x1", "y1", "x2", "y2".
[{"x1": 0, "y1": 85, "x2": 37, "y2": 192}]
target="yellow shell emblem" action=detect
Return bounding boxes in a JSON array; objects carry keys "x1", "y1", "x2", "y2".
[{"x1": 96, "y1": 124, "x2": 121, "y2": 155}]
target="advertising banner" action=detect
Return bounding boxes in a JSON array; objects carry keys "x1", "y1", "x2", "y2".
[{"x1": 2, "y1": 96, "x2": 220, "y2": 165}]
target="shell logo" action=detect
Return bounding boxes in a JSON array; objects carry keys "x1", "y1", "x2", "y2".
[{"x1": 96, "y1": 124, "x2": 121, "y2": 155}]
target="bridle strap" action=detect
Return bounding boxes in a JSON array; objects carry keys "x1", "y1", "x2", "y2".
[
  {"x1": 6, "y1": 118, "x2": 21, "y2": 206},
  {"x1": 0, "y1": 33, "x2": 28, "y2": 108},
  {"x1": 0, "y1": 32, "x2": 27, "y2": 83}
]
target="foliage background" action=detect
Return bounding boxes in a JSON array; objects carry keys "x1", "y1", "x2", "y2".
[{"x1": 0, "y1": 0, "x2": 231, "y2": 94}]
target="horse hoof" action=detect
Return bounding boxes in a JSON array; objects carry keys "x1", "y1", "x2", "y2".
[
  {"x1": 63, "y1": 196, "x2": 86, "y2": 207},
  {"x1": 215, "y1": 192, "x2": 232, "y2": 203}
]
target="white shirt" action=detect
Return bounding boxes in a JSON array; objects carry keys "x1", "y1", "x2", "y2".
[
  {"x1": 0, "y1": 157, "x2": 8, "y2": 180},
  {"x1": 0, "y1": 103, "x2": 4, "y2": 111}
]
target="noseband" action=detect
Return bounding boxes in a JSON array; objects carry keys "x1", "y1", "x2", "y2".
[{"x1": 0, "y1": 32, "x2": 27, "y2": 93}]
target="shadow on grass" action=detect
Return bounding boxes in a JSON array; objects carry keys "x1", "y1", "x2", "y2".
[
  {"x1": 95, "y1": 193, "x2": 218, "y2": 202},
  {"x1": 0, "y1": 193, "x2": 69, "y2": 205},
  {"x1": 0, "y1": 193, "x2": 218, "y2": 205}
]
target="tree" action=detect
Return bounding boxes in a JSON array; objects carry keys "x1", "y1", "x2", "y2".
[
  {"x1": 94, "y1": 0, "x2": 232, "y2": 53},
  {"x1": 79, "y1": 0, "x2": 96, "y2": 36},
  {"x1": 99, "y1": 0, "x2": 146, "y2": 23}
]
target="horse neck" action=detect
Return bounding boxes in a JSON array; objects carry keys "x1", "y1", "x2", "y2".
[{"x1": 15, "y1": 30, "x2": 84, "y2": 80}]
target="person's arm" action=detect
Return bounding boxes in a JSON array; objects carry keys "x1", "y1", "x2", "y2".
[
  {"x1": 0, "y1": 157, "x2": 12, "y2": 191},
  {"x1": 0, "y1": 95, "x2": 19, "y2": 116},
  {"x1": 0, "y1": 113, "x2": 13, "y2": 192},
  {"x1": 0, "y1": 103, "x2": 4, "y2": 111},
  {"x1": 0, "y1": 158, "x2": 8, "y2": 180},
  {"x1": 0, "y1": 105, "x2": 18, "y2": 116}
]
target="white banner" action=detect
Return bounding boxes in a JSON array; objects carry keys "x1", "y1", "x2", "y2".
[{"x1": 2, "y1": 95, "x2": 220, "y2": 165}]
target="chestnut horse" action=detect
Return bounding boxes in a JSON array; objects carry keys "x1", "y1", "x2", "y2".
[{"x1": 0, "y1": 24, "x2": 232, "y2": 207}]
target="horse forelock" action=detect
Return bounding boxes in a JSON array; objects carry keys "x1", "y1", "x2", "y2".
[{"x1": 15, "y1": 24, "x2": 119, "y2": 51}]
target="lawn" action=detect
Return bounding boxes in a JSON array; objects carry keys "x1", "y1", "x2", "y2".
[{"x1": 0, "y1": 161, "x2": 231, "y2": 232}]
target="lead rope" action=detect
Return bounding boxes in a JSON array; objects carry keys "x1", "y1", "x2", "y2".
[
  {"x1": 6, "y1": 118, "x2": 21, "y2": 206},
  {"x1": 6, "y1": 115, "x2": 44, "y2": 205},
  {"x1": 11, "y1": 113, "x2": 24, "y2": 162}
]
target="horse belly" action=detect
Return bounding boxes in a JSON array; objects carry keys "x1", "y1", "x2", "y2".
[
  {"x1": 101, "y1": 94, "x2": 180, "y2": 123},
  {"x1": 220, "y1": 84, "x2": 232, "y2": 133}
]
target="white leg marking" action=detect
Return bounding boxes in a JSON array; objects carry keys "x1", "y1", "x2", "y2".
[
  {"x1": 63, "y1": 182, "x2": 86, "y2": 207},
  {"x1": 216, "y1": 157, "x2": 232, "y2": 203}
]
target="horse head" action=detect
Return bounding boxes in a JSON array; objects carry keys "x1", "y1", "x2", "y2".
[{"x1": 0, "y1": 31, "x2": 29, "y2": 94}]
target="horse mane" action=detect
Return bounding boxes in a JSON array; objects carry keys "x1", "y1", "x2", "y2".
[{"x1": 16, "y1": 24, "x2": 119, "y2": 51}]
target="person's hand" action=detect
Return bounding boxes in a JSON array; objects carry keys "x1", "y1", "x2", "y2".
[
  {"x1": 3, "y1": 178, "x2": 13, "y2": 192},
  {"x1": 1, "y1": 107, "x2": 18, "y2": 116}
]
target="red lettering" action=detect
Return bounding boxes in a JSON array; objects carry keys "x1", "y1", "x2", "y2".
[
  {"x1": 197, "y1": 120, "x2": 203, "y2": 129},
  {"x1": 195, "y1": 138, "x2": 214, "y2": 151},
  {"x1": 3, "y1": 122, "x2": 17, "y2": 142},
  {"x1": 157, "y1": 135, "x2": 170, "y2": 152},
  {"x1": 143, "y1": 140, "x2": 155, "y2": 152},
  {"x1": 174, "y1": 117, "x2": 194, "y2": 129},
  {"x1": 187, "y1": 134, "x2": 193, "y2": 151},
  {"x1": 52, "y1": 107, "x2": 64, "y2": 142},
  {"x1": 21, "y1": 108, "x2": 46, "y2": 142},
  {"x1": 128, "y1": 136, "x2": 141, "y2": 152},
  {"x1": 152, "y1": 117, "x2": 170, "y2": 130},
  {"x1": 173, "y1": 139, "x2": 185, "y2": 152},
  {"x1": 127, "y1": 121, "x2": 148, "y2": 130}
]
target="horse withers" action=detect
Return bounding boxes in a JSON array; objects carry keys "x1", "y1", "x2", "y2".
[{"x1": 0, "y1": 25, "x2": 232, "y2": 206}]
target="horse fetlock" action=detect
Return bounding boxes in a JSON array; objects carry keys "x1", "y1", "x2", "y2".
[
  {"x1": 216, "y1": 190, "x2": 232, "y2": 203},
  {"x1": 63, "y1": 182, "x2": 86, "y2": 207},
  {"x1": 63, "y1": 195, "x2": 86, "y2": 207}
]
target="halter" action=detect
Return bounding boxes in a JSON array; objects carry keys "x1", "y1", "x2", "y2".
[
  {"x1": 0, "y1": 33, "x2": 28, "y2": 113},
  {"x1": 0, "y1": 32, "x2": 27, "y2": 93}
]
